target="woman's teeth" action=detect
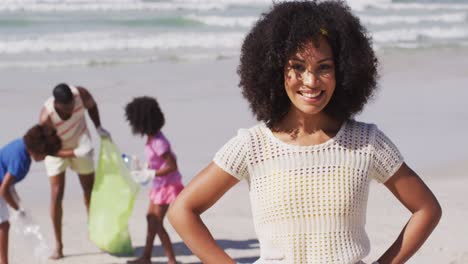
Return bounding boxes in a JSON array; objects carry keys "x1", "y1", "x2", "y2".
[{"x1": 300, "y1": 91, "x2": 322, "y2": 98}]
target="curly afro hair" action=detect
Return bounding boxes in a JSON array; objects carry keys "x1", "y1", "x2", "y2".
[
  {"x1": 238, "y1": 0, "x2": 378, "y2": 127},
  {"x1": 23, "y1": 124, "x2": 62, "y2": 156},
  {"x1": 125, "y1": 96, "x2": 165, "y2": 136}
]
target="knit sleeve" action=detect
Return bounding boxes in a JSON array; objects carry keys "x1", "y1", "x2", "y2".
[
  {"x1": 213, "y1": 129, "x2": 249, "y2": 181},
  {"x1": 370, "y1": 126, "x2": 404, "y2": 183}
]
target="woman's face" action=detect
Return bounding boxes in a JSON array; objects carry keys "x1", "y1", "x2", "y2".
[{"x1": 284, "y1": 37, "x2": 336, "y2": 117}]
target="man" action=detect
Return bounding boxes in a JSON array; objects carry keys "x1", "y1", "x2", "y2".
[
  {"x1": 0, "y1": 124, "x2": 62, "y2": 264},
  {"x1": 39, "y1": 83, "x2": 110, "y2": 259}
]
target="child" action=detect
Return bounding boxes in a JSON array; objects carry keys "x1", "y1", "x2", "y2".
[
  {"x1": 125, "y1": 96, "x2": 183, "y2": 264},
  {"x1": 0, "y1": 124, "x2": 61, "y2": 264},
  {"x1": 168, "y1": 1, "x2": 442, "y2": 264}
]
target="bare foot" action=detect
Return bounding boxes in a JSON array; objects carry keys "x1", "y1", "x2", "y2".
[
  {"x1": 49, "y1": 248, "x2": 64, "y2": 260},
  {"x1": 167, "y1": 259, "x2": 177, "y2": 264},
  {"x1": 126, "y1": 257, "x2": 152, "y2": 264}
]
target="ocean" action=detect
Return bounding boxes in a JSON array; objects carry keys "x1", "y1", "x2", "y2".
[{"x1": 1, "y1": 0, "x2": 467, "y2": 69}]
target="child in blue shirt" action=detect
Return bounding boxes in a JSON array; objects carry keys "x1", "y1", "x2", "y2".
[{"x1": 0, "y1": 124, "x2": 61, "y2": 264}]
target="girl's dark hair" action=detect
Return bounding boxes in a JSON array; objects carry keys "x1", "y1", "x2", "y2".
[
  {"x1": 53, "y1": 83, "x2": 74, "y2": 104},
  {"x1": 125, "y1": 96, "x2": 165, "y2": 136},
  {"x1": 23, "y1": 124, "x2": 62, "y2": 156},
  {"x1": 238, "y1": 0, "x2": 378, "y2": 127}
]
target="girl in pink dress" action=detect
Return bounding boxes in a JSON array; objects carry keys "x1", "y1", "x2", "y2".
[{"x1": 125, "y1": 96, "x2": 183, "y2": 264}]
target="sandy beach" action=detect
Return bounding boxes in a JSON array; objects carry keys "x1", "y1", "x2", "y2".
[{"x1": 1, "y1": 46, "x2": 468, "y2": 264}]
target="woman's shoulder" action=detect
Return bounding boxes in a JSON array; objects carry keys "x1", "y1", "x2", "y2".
[
  {"x1": 344, "y1": 119, "x2": 378, "y2": 133},
  {"x1": 338, "y1": 119, "x2": 381, "y2": 147},
  {"x1": 234, "y1": 123, "x2": 269, "y2": 140},
  {"x1": 220, "y1": 123, "x2": 267, "y2": 150},
  {"x1": 343, "y1": 120, "x2": 400, "y2": 149}
]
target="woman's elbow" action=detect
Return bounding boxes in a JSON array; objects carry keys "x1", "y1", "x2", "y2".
[
  {"x1": 432, "y1": 200, "x2": 442, "y2": 223},
  {"x1": 425, "y1": 198, "x2": 442, "y2": 226}
]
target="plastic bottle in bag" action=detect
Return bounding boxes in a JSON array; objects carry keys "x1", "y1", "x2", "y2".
[
  {"x1": 122, "y1": 153, "x2": 131, "y2": 168},
  {"x1": 122, "y1": 154, "x2": 143, "y2": 170},
  {"x1": 122, "y1": 154, "x2": 154, "y2": 185}
]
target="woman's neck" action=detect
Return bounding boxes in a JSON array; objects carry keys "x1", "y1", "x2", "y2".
[
  {"x1": 275, "y1": 110, "x2": 340, "y2": 134},
  {"x1": 271, "y1": 109, "x2": 343, "y2": 145}
]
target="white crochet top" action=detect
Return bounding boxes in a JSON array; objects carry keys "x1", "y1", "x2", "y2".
[{"x1": 213, "y1": 120, "x2": 404, "y2": 264}]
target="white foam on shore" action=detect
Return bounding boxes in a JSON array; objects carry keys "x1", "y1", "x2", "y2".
[
  {"x1": 361, "y1": 12, "x2": 467, "y2": 26},
  {"x1": 1, "y1": 0, "x2": 466, "y2": 13},
  {"x1": 184, "y1": 14, "x2": 257, "y2": 28},
  {"x1": 0, "y1": 31, "x2": 245, "y2": 54},
  {"x1": 0, "y1": 1, "x2": 227, "y2": 12},
  {"x1": 0, "y1": 51, "x2": 240, "y2": 69},
  {"x1": 373, "y1": 26, "x2": 468, "y2": 43},
  {"x1": 368, "y1": 2, "x2": 468, "y2": 11},
  {"x1": 0, "y1": 0, "x2": 393, "y2": 12}
]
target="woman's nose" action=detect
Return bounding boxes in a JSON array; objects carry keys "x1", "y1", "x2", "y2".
[{"x1": 302, "y1": 70, "x2": 317, "y2": 86}]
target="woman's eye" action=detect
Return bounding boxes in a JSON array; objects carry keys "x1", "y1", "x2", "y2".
[
  {"x1": 291, "y1": 64, "x2": 305, "y2": 72},
  {"x1": 318, "y1": 64, "x2": 333, "y2": 72}
]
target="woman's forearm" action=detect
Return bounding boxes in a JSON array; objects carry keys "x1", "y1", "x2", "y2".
[
  {"x1": 168, "y1": 163, "x2": 240, "y2": 263},
  {"x1": 56, "y1": 149, "x2": 75, "y2": 158},
  {"x1": 168, "y1": 205, "x2": 235, "y2": 264},
  {"x1": 378, "y1": 204, "x2": 442, "y2": 264}
]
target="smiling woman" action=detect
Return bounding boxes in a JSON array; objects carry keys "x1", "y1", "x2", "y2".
[
  {"x1": 238, "y1": 1, "x2": 378, "y2": 129},
  {"x1": 168, "y1": 1, "x2": 442, "y2": 264}
]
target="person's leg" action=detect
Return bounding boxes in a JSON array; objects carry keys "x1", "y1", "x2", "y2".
[
  {"x1": 153, "y1": 204, "x2": 176, "y2": 264},
  {"x1": 71, "y1": 155, "x2": 95, "y2": 214},
  {"x1": 0, "y1": 221, "x2": 9, "y2": 264},
  {"x1": 126, "y1": 202, "x2": 160, "y2": 264},
  {"x1": 49, "y1": 172, "x2": 65, "y2": 260},
  {"x1": 77, "y1": 172, "x2": 94, "y2": 214}
]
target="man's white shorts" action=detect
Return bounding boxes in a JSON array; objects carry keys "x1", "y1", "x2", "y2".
[{"x1": 44, "y1": 154, "x2": 95, "y2": 177}]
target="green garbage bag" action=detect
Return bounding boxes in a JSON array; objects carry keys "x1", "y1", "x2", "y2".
[{"x1": 88, "y1": 138, "x2": 139, "y2": 255}]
